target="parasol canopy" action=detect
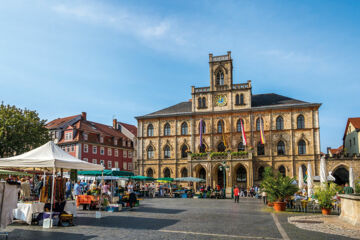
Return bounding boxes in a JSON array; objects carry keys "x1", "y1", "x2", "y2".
[
  {"x1": 78, "y1": 170, "x2": 134, "y2": 177},
  {"x1": 174, "y1": 177, "x2": 206, "y2": 182},
  {"x1": 130, "y1": 175, "x2": 156, "y2": 181},
  {"x1": 298, "y1": 166, "x2": 304, "y2": 189},
  {"x1": 307, "y1": 162, "x2": 314, "y2": 198}
]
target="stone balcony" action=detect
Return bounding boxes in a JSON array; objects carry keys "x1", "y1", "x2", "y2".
[{"x1": 189, "y1": 152, "x2": 253, "y2": 161}]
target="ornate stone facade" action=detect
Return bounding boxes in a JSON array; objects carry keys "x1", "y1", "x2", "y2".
[{"x1": 136, "y1": 52, "x2": 322, "y2": 193}]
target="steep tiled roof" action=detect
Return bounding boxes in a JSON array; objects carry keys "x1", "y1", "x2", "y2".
[
  {"x1": 119, "y1": 122, "x2": 137, "y2": 136},
  {"x1": 343, "y1": 117, "x2": 360, "y2": 139},
  {"x1": 46, "y1": 115, "x2": 80, "y2": 129},
  {"x1": 89, "y1": 121, "x2": 127, "y2": 139},
  {"x1": 137, "y1": 93, "x2": 313, "y2": 119},
  {"x1": 329, "y1": 145, "x2": 343, "y2": 155}
]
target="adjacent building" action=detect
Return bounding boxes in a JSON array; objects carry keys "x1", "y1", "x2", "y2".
[
  {"x1": 136, "y1": 51, "x2": 322, "y2": 193},
  {"x1": 46, "y1": 112, "x2": 136, "y2": 171},
  {"x1": 343, "y1": 118, "x2": 360, "y2": 156}
]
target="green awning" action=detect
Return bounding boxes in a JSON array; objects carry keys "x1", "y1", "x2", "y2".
[
  {"x1": 129, "y1": 175, "x2": 156, "y2": 181},
  {"x1": 157, "y1": 177, "x2": 174, "y2": 182},
  {"x1": 78, "y1": 170, "x2": 134, "y2": 177}
]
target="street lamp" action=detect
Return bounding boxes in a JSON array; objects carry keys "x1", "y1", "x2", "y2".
[{"x1": 218, "y1": 161, "x2": 229, "y2": 198}]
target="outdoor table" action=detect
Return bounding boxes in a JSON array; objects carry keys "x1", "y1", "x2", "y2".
[
  {"x1": 64, "y1": 200, "x2": 77, "y2": 217},
  {"x1": 13, "y1": 202, "x2": 45, "y2": 224}
]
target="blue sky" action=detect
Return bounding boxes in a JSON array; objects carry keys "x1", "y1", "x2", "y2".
[{"x1": 0, "y1": 0, "x2": 359, "y2": 151}]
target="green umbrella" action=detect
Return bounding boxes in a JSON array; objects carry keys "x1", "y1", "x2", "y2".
[
  {"x1": 174, "y1": 177, "x2": 206, "y2": 182},
  {"x1": 78, "y1": 170, "x2": 134, "y2": 177},
  {"x1": 157, "y1": 177, "x2": 173, "y2": 182},
  {"x1": 130, "y1": 175, "x2": 156, "y2": 181}
]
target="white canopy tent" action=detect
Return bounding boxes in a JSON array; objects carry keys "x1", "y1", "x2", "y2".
[
  {"x1": 0, "y1": 141, "x2": 103, "y2": 170},
  {"x1": 0, "y1": 141, "x2": 103, "y2": 227}
]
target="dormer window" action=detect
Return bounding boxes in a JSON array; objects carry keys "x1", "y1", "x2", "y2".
[
  {"x1": 65, "y1": 132, "x2": 73, "y2": 141},
  {"x1": 114, "y1": 139, "x2": 118, "y2": 145},
  {"x1": 100, "y1": 136, "x2": 104, "y2": 143},
  {"x1": 83, "y1": 133, "x2": 88, "y2": 141},
  {"x1": 216, "y1": 71, "x2": 224, "y2": 85}
]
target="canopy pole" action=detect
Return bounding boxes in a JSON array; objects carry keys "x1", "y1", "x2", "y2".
[{"x1": 50, "y1": 167, "x2": 56, "y2": 228}]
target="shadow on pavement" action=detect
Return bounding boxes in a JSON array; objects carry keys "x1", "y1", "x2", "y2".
[
  {"x1": 131, "y1": 207, "x2": 186, "y2": 214},
  {"x1": 77, "y1": 216, "x2": 179, "y2": 230},
  {"x1": 7, "y1": 229, "x2": 95, "y2": 240}
]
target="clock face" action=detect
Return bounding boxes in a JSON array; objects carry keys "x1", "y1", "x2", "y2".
[{"x1": 215, "y1": 94, "x2": 227, "y2": 107}]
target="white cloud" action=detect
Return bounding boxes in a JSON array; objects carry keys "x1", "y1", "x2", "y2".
[{"x1": 259, "y1": 49, "x2": 315, "y2": 63}]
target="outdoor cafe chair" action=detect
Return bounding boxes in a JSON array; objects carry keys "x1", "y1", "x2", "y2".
[{"x1": 294, "y1": 199, "x2": 304, "y2": 212}]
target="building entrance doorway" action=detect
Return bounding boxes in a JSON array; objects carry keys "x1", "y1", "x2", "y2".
[
  {"x1": 333, "y1": 167, "x2": 349, "y2": 185},
  {"x1": 217, "y1": 167, "x2": 226, "y2": 188}
]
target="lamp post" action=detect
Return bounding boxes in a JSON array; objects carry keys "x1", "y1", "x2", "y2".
[{"x1": 219, "y1": 161, "x2": 229, "y2": 198}]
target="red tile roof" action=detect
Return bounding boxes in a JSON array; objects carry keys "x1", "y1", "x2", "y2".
[
  {"x1": 46, "y1": 115, "x2": 80, "y2": 129},
  {"x1": 343, "y1": 117, "x2": 360, "y2": 139},
  {"x1": 329, "y1": 145, "x2": 343, "y2": 155},
  {"x1": 119, "y1": 122, "x2": 137, "y2": 136}
]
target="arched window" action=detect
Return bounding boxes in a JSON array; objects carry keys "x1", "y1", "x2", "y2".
[
  {"x1": 216, "y1": 71, "x2": 224, "y2": 85},
  {"x1": 236, "y1": 166, "x2": 247, "y2": 183},
  {"x1": 257, "y1": 142, "x2": 265, "y2": 155},
  {"x1": 217, "y1": 142, "x2": 226, "y2": 152},
  {"x1": 164, "y1": 168, "x2": 171, "y2": 178},
  {"x1": 181, "y1": 122, "x2": 188, "y2": 135},
  {"x1": 198, "y1": 97, "x2": 202, "y2": 108},
  {"x1": 236, "y1": 119, "x2": 244, "y2": 132},
  {"x1": 181, "y1": 168, "x2": 188, "y2": 178},
  {"x1": 181, "y1": 144, "x2": 188, "y2": 158},
  {"x1": 297, "y1": 115, "x2": 305, "y2": 129},
  {"x1": 279, "y1": 165, "x2": 286, "y2": 177},
  {"x1": 164, "y1": 123, "x2": 170, "y2": 136},
  {"x1": 199, "y1": 144, "x2": 206, "y2": 153},
  {"x1": 202, "y1": 97, "x2": 206, "y2": 108},
  {"x1": 146, "y1": 168, "x2": 153, "y2": 178},
  {"x1": 217, "y1": 120, "x2": 224, "y2": 133},
  {"x1": 258, "y1": 166, "x2": 265, "y2": 180},
  {"x1": 147, "y1": 146, "x2": 154, "y2": 159},
  {"x1": 276, "y1": 116, "x2": 284, "y2": 130},
  {"x1": 164, "y1": 145, "x2": 171, "y2": 158},
  {"x1": 199, "y1": 121, "x2": 206, "y2": 134},
  {"x1": 240, "y1": 94, "x2": 244, "y2": 105},
  {"x1": 277, "y1": 141, "x2": 285, "y2": 155},
  {"x1": 238, "y1": 142, "x2": 245, "y2": 151},
  {"x1": 298, "y1": 140, "x2": 306, "y2": 155},
  {"x1": 147, "y1": 124, "x2": 154, "y2": 137},
  {"x1": 256, "y1": 118, "x2": 263, "y2": 131},
  {"x1": 235, "y1": 94, "x2": 240, "y2": 105}
]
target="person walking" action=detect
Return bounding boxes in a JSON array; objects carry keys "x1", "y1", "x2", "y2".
[
  {"x1": 262, "y1": 190, "x2": 267, "y2": 205},
  {"x1": 234, "y1": 185, "x2": 240, "y2": 203}
]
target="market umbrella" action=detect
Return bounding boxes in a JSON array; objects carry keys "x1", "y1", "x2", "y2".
[
  {"x1": 157, "y1": 177, "x2": 173, "y2": 183},
  {"x1": 174, "y1": 177, "x2": 206, "y2": 182},
  {"x1": 320, "y1": 156, "x2": 327, "y2": 188},
  {"x1": 78, "y1": 170, "x2": 134, "y2": 177},
  {"x1": 307, "y1": 162, "x2": 314, "y2": 199},
  {"x1": 349, "y1": 167, "x2": 355, "y2": 190},
  {"x1": 130, "y1": 175, "x2": 156, "y2": 181},
  {"x1": 298, "y1": 167, "x2": 304, "y2": 189}
]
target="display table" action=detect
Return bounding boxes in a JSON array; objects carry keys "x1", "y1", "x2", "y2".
[
  {"x1": 76, "y1": 195, "x2": 99, "y2": 209},
  {"x1": 13, "y1": 202, "x2": 45, "y2": 224},
  {"x1": 64, "y1": 201, "x2": 77, "y2": 217}
]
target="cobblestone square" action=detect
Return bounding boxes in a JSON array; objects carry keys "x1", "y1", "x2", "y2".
[{"x1": 3, "y1": 198, "x2": 354, "y2": 240}]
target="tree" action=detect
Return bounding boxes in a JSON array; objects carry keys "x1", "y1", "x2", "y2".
[{"x1": 0, "y1": 102, "x2": 50, "y2": 158}]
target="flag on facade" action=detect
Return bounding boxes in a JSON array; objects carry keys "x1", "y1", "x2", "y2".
[
  {"x1": 200, "y1": 119, "x2": 203, "y2": 146},
  {"x1": 240, "y1": 119, "x2": 247, "y2": 146},
  {"x1": 260, "y1": 117, "x2": 265, "y2": 144},
  {"x1": 221, "y1": 121, "x2": 227, "y2": 148}
]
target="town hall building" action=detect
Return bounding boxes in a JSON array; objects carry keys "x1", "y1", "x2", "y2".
[{"x1": 136, "y1": 51, "x2": 322, "y2": 194}]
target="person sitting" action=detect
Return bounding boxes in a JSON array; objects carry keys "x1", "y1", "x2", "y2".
[{"x1": 343, "y1": 183, "x2": 354, "y2": 194}]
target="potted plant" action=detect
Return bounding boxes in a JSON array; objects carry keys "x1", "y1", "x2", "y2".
[
  {"x1": 260, "y1": 167, "x2": 298, "y2": 212},
  {"x1": 314, "y1": 183, "x2": 340, "y2": 215}
]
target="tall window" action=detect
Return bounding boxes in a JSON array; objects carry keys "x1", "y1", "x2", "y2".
[
  {"x1": 257, "y1": 142, "x2": 265, "y2": 155},
  {"x1": 147, "y1": 124, "x2": 154, "y2": 136},
  {"x1": 146, "y1": 168, "x2": 153, "y2": 177},
  {"x1": 164, "y1": 168, "x2": 171, "y2": 178},
  {"x1": 202, "y1": 97, "x2": 206, "y2": 108},
  {"x1": 198, "y1": 97, "x2": 202, "y2": 108},
  {"x1": 258, "y1": 166, "x2": 265, "y2": 180},
  {"x1": 279, "y1": 165, "x2": 286, "y2": 177},
  {"x1": 216, "y1": 71, "x2": 224, "y2": 85},
  {"x1": 298, "y1": 140, "x2": 306, "y2": 155},
  {"x1": 276, "y1": 116, "x2": 284, "y2": 130},
  {"x1": 164, "y1": 145, "x2": 171, "y2": 158},
  {"x1": 200, "y1": 144, "x2": 206, "y2": 153},
  {"x1": 238, "y1": 142, "x2": 245, "y2": 151},
  {"x1": 236, "y1": 119, "x2": 244, "y2": 132},
  {"x1": 107, "y1": 148, "x2": 112, "y2": 156},
  {"x1": 181, "y1": 144, "x2": 188, "y2": 158},
  {"x1": 217, "y1": 120, "x2": 224, "y2": 133},
  {"x1": 256, "y1": 117, "x2": 263, "y2": 131},
  {"x1": 181, "y1": 122, "x2": 188, "y2": 135},
  {"x1": 84, "y1": 144, "x2": 88, "y2": 153},
  {"x1": 199, "y1": 121, "x2": 206, "y2": 134},
  {"x1": 164, "y1": 123, "x2": 170, "y2": 136},
  {"x1": 277, "y1": 141, "x2": 285, "y2": 155},
  {"x1": 240, "y1": 94, "x2": 244, "y2": 105},
  {"x1": 297, "y1": 115, "x2": 305, "y2": 129},
  {"x1": 100, "y1": 147, "x2": 104, "y2": 155},
  {"x1": 235, "y1": 94, "x2": 240, "y2": 105},
  {"x1": 217, "y1": 142, "x2": 226, "y2": 152},
  {"x1": 93, "y1": 146, "x2": 97, "y2": 154},
  {"x1": 181, "y1": 168, "x2": 188, "y2": 178},
  {"x1": 147, "y1": 146, "x2": 154, "y2": 159}
]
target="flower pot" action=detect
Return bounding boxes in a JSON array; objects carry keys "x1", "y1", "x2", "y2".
[
  {"x1": 273, "y1": 202, "x2": 286, "y2": 212},
  {"x1": 321, "y1": 208, "x2": 331, "y2": 215},
  {"x1": 267, "y1": 202, "x2": 274, "y2": 207}
]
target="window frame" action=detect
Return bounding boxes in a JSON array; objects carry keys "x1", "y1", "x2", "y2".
[
  {"x1": 164, "y1": 145, "x2": 171, "y2": 158},
  {"x1": 298, "y1": 140, "x2": 306, "y2": 155},
  {"x1": 276, "y1": 116, "x2": 284, "y2": 130},
  {"x1": 181, "y1": 122, "x2": 188, "y2": 135},
  {"x1": 297, "y1": 115, "x2": 305, "y2": 129},
  {"x1": 277, "y1": 141, "x2": 285, "y2": 155},
  {"x1": 147, "y1": 124, "x2": 154, "y2": 137},
  {"x1": 164, "y1": 123, "x2": 171, "y2": 136}
]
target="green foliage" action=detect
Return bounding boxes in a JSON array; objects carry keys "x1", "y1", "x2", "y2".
[
  {"x1": 210, "y1": 152, "x2": 228, "y2": 158},
  {"x1": 260, "y1": 167, "x2": 298, "y2": 202},
  {"x1": 191, "y1": 153, "x2": 207, "y2": 158},
  {"x1": 355, "y1": 179, "x2": 360, "y2": 194},
  {"x1": 230, "y1": 151, "x2": 248, "y2": 157},
  {"x1": 0, "y1": 102, "x2": 50, "y2": 157},
  {"x1": 314, "y1": 183, "x2": 340, "y2": 209}
]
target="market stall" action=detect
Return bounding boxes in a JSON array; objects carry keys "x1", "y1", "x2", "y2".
[{"x1": 0, "y1": 141, "x2": 103, "y2": 227}]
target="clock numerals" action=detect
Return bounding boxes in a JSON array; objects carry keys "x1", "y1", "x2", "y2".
[{"x1": 215, "y1": 95, "x2": 227, "y2": 107}]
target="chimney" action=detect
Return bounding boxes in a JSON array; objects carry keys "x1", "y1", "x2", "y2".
[
  {"x1": 113, "y1": 118, "x2": 117, "y2": 129},
  {"x1": 81, "y1": 112, "x2": 87, "y2": 120}
]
